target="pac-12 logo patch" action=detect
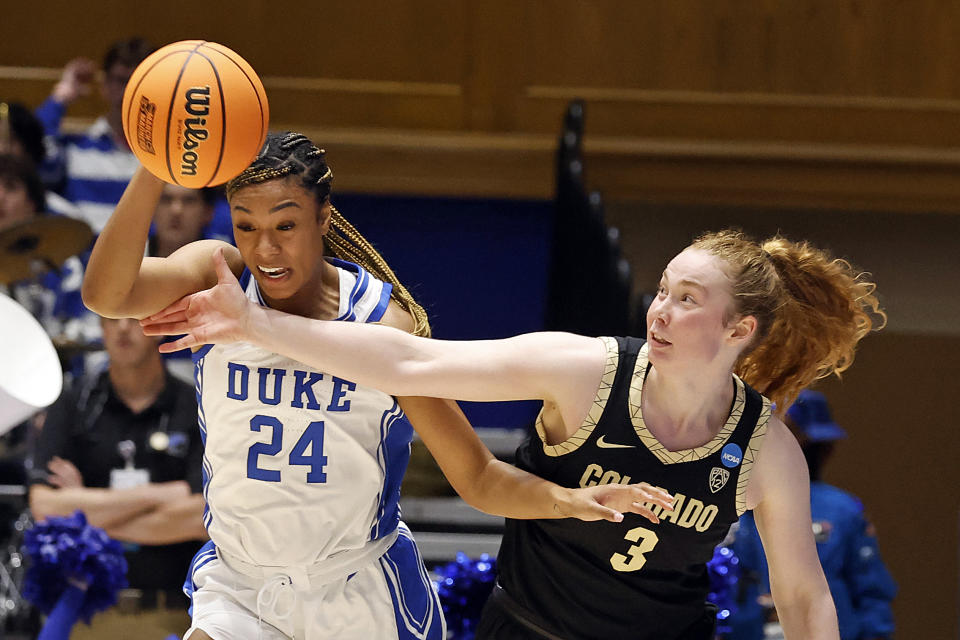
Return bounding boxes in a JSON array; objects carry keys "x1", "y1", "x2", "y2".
[
  {"x1": 720, "y1": 443, "x2": 743, "y2": 468},
  {"x1": 709, "y1": 467, "x2": 730, "y2": 493}
]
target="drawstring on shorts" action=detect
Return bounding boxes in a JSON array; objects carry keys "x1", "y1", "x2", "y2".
[{"x1": 256, "y1": 574, "x2": 298, "y2": 640}]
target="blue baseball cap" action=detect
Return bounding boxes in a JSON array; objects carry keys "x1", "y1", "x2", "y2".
[{"x1": 785, "y1": 390, "x2": 847, "y2": 442}]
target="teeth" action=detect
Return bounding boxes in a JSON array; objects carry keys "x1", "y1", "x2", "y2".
[{"x1": 258, "y1": 266, "x2": 285, "y2": 274}]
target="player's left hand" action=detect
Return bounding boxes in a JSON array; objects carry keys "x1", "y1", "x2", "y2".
[
  {"x1": 140, "y1": 247, "x2": 252, "y2": 351},
  {"x1": 564, "y1": 482, "x2": 674, "y2": 523}
]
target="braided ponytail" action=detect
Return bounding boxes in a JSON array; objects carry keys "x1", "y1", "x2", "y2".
[
  {"x1": 226, "y1": 132, "x2": 431, "y2": 337},
  {"x1": 324, "y1": 206, "x2": 431, "y2": 337},
  {"x1": 692, "y1": 230, "x2": 885, "y2": 411}
]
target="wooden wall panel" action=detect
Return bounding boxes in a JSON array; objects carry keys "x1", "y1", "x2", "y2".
[
  {"x1": 0, "y1": 0, "x2": 470, "y2": 129},
  {"x1": 3, "y1": 1, "x2": 960, "y2": 207},
  {"x1": 518, "y1": 89, "x2": 960, "y2": 145},
  {"x1": 515, "y1": 1, "x2": 960, "y2": 98}
]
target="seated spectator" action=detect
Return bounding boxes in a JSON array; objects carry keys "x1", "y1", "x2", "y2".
[
  {"x1": 148, "y1": 185, "x2": 216, "y2": 258},
  {"x1": 728, "y1": 390, "x2": 897, "y2": 640},
  {"x1": 35, "y1": 37, "x2": 155, "y2": 233},
  {"x1": 0, "y1": 153, "x2": 44, "y2": 231},
  {"x1": 28, "y1": 314, "x2": 205, "y2": 639},
  {"x1": 0, "y1": 154, "x2": 99, "y2": 375},
  {"x1": 0, "y1": 100, "x2": 78, "y2": 217}
]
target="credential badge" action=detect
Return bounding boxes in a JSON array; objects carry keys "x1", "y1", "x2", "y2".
[{"x1": 709, "y1": 466, "x2": 730, "y2": 493}]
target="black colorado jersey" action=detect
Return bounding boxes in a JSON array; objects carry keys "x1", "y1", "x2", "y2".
[{"x1": 496, "y1": 337, "x2": 770, "y2": 639}]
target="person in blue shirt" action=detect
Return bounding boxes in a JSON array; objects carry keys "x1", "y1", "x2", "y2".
[
  {"x1": 35, "y1": 38, "x2": 155, "y2": 234},
  {"x1": 729, "y1": 390, "x2": 896, "y2": 640}
]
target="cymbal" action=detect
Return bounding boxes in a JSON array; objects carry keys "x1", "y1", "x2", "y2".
[
  {"x1": 50, "y1": 336, "x2": 103, "y2": 356},
  {"x1": 0, "y1": 216, "x2": 93, "y2": 285}
]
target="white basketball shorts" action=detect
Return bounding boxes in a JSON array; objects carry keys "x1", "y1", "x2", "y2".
[{"x1": 183, "y1": 526, "x2": 446, "y2": 640}]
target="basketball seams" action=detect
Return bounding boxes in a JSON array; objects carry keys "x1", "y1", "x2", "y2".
[
  {"x1": 122, "y1": 48, "x2": 195, "y2": 160},
  {"x1": 126, "y1": 40, "x2": 268, "y2": 187},
  {"x1": 164, "y1": 41, "x2": 208, "y2": 186},
  {"x1": 207, "y1": 42, "x2": 267, "y2": 176},
  {"x1": 191, "y1": 48, "x2": 227, "y2": 187},
  {"x1": 203, "y1": 43, "x2": 267, "y2": 148}
]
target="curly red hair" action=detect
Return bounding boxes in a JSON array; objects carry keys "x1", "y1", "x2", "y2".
[{"x1": 691, "y1": 230, "x2": 885, "y2": 412}]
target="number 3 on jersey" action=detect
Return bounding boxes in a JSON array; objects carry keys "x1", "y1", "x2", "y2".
[
  {"x1": 247, "y1": 415, "x2": 328, "y2": 483},
  {"x1": 610, "y1": 526, "x2": 659, "y2": 572}
]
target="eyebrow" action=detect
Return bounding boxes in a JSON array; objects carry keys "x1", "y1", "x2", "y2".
[
  {"x1": 678, "y1": 279, "x2": 706, "y2": 291},
  {"x1": 660, "y1": 272, "x2": 707, "y2": 291},
  {"x1": 232, "y1": 201, "x2": 302, "y2": 214}
]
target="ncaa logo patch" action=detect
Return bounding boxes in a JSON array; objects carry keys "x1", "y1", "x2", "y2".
[
  {"x1": 709, "y1": 467, "x2": 730, "y2": 493},
  {"x1": 721, "y1": 443, "x2": 743, "y2": 468}
]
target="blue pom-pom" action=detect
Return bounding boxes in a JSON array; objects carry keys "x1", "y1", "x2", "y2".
[
  {"x1": 432, "y1": 552, "x2": 496, "y2": 640},
  {"x1": 706, "y1": 545, "x2": 740, "y2": 635},
  {"x1": 22, "y1": 511, "x2": 129, "y2": 625}
]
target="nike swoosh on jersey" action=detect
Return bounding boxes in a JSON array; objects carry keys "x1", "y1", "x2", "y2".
[{"x1": 596, "y1": 435, "x2": 637, "y2": 449}]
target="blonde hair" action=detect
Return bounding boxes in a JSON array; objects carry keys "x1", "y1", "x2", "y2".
[
  {"x1": 227, "y1": 132, "x2": 430, "y2": 337},
  {"x1": 691, "y1": 230, "x2": 885, "y2": 411}
]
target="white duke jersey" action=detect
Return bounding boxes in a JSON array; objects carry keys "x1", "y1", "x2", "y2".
[{"x1": 192, "y1": 259, "x2": 412, "y2": 568}]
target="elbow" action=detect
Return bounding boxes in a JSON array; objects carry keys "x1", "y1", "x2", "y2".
[
  {"x1": 448, "y1": 460, "x2": 500, "y2": 516},
  {"x1": 457, "y1": 489, "x2": 496, "y2": 517},
  {"x1": 81, "y1": 278, "x2": 120, "y2": 318},
  {"x1": 453, "y1": 484, "x2": 486, "y2": 513}
]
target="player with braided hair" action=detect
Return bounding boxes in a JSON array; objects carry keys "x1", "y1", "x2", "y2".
[
  {"x1": 140, "y1": 228, "x2": 885, "y2": 639},
  {"x1": 223, "y1": 133, "x2": 430, "y2": 338},
  {"x1": 83, "y1": 131, "x2": 672, "y2": 640}
]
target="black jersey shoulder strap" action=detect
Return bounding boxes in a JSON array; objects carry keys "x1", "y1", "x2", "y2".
[
  {"x1": 731, "y1": 380, "x2": 772, "y2": 515},
  {"x1": 533, "y1": 336, "x2": 622, "y2": 457}
]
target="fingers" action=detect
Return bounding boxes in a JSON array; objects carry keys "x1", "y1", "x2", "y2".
[
  {"x1": 212, "y1": 247, "x2": 236, "y2": 284},
  {"x1": 141, "y1": 318, "x2": 191, "y2": 336},
  {"x1": 599, "y1": 507, "x2": 625, "y2": 523},
  {"x1": 47, "y1": 457, "x2": 81, "y2": 488},
  {"x1": 158, "y1": 334, "x2": 200, "y2": 353},
  {"x1": 574, "y1": 500, "x2": 624, "y2": 524},
  {"x1": 48, "y1": 456, "x2": 70, "y2": 474},
  {"x1": 631, "y1": 483, "x2": 675, "y2": 511},
  {"x1": 141, "y1": 297, "x2": 191, "y2": 324},
  {"x1": 66, "y1": 58, "x2": 95, "y2": 78},
  {"x1": 630, "y1": 502, "x2": 661, "y2": 525}
]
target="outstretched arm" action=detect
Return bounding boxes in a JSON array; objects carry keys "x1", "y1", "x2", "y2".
[
  {"x1": 144, "y1": 249, "x2": 605, "y2": 424},
  {"x1": 144, "y1": 251, "x2": 675, "y2": 523},
  {"x1": 752, "y1": 418, "x2": 840, "y2": 639},
  {"x1": 399, "y1": 396, "x2": 672, "y2": 523}
]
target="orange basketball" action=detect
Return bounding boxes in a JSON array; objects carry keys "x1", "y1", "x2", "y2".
[{"x1": 121, "y1": 40, "x2": 269, "y2": 188}]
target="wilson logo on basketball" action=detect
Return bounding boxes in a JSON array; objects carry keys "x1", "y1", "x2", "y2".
[
  {"x1": 136, "y1": 96, "x2": 156, "y2": 155},
  {"x1": 180, "y1": 86, "x2": 211, "y2": 176}
]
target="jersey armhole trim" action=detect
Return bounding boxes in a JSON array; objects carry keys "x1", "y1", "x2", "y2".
[
  {"x1": 736, "y1": 396, "x2": 771, "y2": 516},
  {"x1": 367, "y1": 281, "x2": 393, "y2": 324},
  {"x1": 536, "y1": 336, "x2": 619, "y2": 457}
]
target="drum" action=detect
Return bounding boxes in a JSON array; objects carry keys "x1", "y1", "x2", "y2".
[{"x1": 0, "y1": 293, "x2": 62, "y2": 435}]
